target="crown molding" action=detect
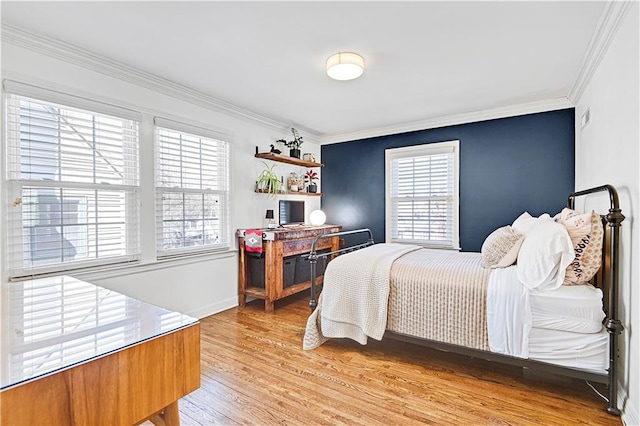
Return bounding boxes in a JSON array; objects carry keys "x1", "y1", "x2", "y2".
[
  {"x1": 568, "y1": 1, "x2": 634, "y2": 103},
  {"x1": 1, "y1": 23, "x2": 322, "y2": 142},
  {"x1": 320, "y1": 97, "x2": 574, "y2": 145}
]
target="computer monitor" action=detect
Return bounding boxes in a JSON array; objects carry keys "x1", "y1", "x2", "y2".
[{"x1": 279, "y1": 200, "x2": 305, "y2": 225}]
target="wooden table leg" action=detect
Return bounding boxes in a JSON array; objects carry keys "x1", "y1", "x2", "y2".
[
  {"x1": 147, "y1": 401, "x2": 180, "y2": 426},
  {"x1": 162, "y1": 401, "x2": 181, "y2": 426}
]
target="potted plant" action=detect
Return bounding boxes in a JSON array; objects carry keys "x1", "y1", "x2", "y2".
[
  {"x1": 305, "y1": 169, "x2": 319, "y2": 193},
  {"x1": 255, "y1": 162, "x2": 282, "y2": 197},
  {"x1": 276, "y1": 127, "x2": 304, "y2": 158}
]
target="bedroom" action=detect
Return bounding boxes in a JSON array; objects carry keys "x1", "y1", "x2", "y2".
[{"x1": 0, "y1": 1, "x2": 638, "y2": 425}]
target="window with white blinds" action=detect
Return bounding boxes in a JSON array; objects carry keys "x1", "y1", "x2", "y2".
[
  {"x1": 4, "y1": 92, "x2": 140, "y2": 278},
  {"x1": 155, "y1": 118, "x2": 230, "y2": 257},
  {"x1": 385, "y1": 140, "x2": 460, "y2": 249}
]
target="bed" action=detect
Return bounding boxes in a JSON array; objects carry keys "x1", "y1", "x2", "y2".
[{"x1": 303, "y1": 185, "x2": 625, "y2": 415}]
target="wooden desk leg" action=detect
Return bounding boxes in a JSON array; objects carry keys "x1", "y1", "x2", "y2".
[
  {"x1": 238, "y1": 236, "x2": 247, "y2": 308},
  {"x1": 148, "y1": 401, "x2": 180, "y2": 426},
  {"x1": 264, "y1": 240, "x2": 279, "y2": 314},
  {"x1": 265, "y1": 299, "x2": 274, "y2": 313}
]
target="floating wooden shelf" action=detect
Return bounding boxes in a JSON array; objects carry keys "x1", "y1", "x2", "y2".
[{"x1": 255, "y1": 152, "x2": 323, "y2": 168}]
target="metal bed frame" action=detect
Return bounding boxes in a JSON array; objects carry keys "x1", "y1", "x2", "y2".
[{"x1": 307, "y1": 185, "x2": 624, "y2": 415}]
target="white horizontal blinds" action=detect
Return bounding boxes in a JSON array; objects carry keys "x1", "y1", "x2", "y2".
[
  {"x1": 388, "y1": 142, "x2": 458, "y2": 248},
  {"x1": 155, "y1": 118, "x2": 230, "y2": 257},
  {"x1": 5, "y1": 93, "x2": 140, "y2": 278}
]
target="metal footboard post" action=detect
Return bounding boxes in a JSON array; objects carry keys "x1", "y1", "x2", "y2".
[
  {"x1": 568, "y1": 184, "x2": 625, "y2": 415},
  {"x1": 309, "y1": 250, "x2": 318, "y2": 311},
  {"x1": 605, "y1": 188, "x2": 625, "y2": 416}
]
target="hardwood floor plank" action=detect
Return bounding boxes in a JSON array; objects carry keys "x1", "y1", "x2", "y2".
[{"x1": 178, "y1": 295, "x2": 621, "y2": 425}]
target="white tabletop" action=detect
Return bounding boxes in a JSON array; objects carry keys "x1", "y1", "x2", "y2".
[{"x1": 1, "y1": 275, "x2": 198, "y2": 390}]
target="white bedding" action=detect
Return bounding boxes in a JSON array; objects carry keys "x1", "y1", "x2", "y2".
[
  {"x1": 528, "y1": 327, "x2": 608, "y2": 373},
  {"x1": 487, "y1": 264, "x2": 606, "y2": 370},
  {"x1": 487, "y1": 266, "x2": 532, "y2": 358},
  {"x1": 530, "y1": 285, "x2": 605, "y2": 333},
  {"x1": 306, "y1": 243, "x2": 608, "y2": 374}
]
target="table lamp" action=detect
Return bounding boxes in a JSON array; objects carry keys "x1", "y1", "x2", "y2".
[
  {"x1": 266, "y1": 209, "x2": 277, "y2": 229},
  {"x1": 309, "y1": 209, "x2": 326, "y2": 226}
]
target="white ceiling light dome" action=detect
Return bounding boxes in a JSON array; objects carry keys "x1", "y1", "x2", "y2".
[{"x1": 326, "y1": 52, "x2": 365, "y2": 81}]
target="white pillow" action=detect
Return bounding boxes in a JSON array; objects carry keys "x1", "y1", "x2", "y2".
[
  {"x1": 512, "y1": 212, "x2": 538, "y2": 235},
  {"x1": 516, "y1": 216, "x2": 575, "y2": 291}
]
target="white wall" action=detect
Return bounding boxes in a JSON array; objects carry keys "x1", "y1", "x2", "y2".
[
  {"x1": 573, "y1": 3, "x2": 639, "y2": 423},
  {"x1": 0, "y1": 43, "x2": 322, "y2": 318}
]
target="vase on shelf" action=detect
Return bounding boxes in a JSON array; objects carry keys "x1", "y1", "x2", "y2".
[
  {"x1": 307, "y1": 183, "x2": 318, "y2": 193},
  {"x1": 289, "y1": 149, "x2": 301, "y2": 159},
  {"x1": 288, "y1": 172, "x2": 304, "y2": 192}
]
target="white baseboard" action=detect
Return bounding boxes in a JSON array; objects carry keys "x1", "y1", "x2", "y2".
[
  {"x1": 623, "y1": 396, "x2": 639, "y2": 426},
  {"x1": 187, "y1": 296, "x2": 237, "y2": 319}
]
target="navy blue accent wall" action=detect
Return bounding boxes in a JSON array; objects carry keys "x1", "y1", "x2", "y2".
[{"x1": 321, "y1": 109, "x2": 575, "y2": 252}]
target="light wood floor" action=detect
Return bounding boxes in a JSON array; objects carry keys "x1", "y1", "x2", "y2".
[{"x1": 177, "y1": 294, "x2": 621, "y2": 425}]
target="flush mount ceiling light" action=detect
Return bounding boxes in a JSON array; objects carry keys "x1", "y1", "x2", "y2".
[{"x1": 326, "y1": 52, "x2": 365, "y2": 81}]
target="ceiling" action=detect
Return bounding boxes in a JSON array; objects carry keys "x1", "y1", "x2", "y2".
[{"x1": 1, "y1": 1, "x2": 605, "y2": 143}]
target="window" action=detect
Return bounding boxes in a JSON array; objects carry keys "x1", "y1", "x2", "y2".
[
  {"x1": 5, "y1": 91, "x2": 140, "y2": 278},
  {"x1": 155, "y1": 118, "x2": 230, "y2": 257},
  {"x1": 385, "y1": 140, "x2": 459, "y2": 249}
]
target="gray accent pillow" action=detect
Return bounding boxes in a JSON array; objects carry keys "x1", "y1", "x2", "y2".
[{"x1": 481, "y1": 226, "x2": 525, "y2": 269}]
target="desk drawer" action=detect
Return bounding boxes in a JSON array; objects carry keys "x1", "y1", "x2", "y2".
[{"x1": 283, "y1": 237, "x2": 334, "y2": 255}]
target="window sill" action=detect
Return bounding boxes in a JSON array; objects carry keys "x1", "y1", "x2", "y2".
[
  {"x1": 387, "y1": 240, "x2": 460, "y2": 251},
  {"x1": 62, "y1": 249, "x2": 238, "y2": 282}
]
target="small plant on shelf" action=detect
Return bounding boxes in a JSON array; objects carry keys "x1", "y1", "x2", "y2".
[
  {"x1": 255, "y1": 162, "x2": 282, "y2": 197},
  {"x1": 276, "y1": 127, "x2": 304, "y2": 158},
  {"x1": 305, "y1": 169, "x2": 319, "y2": 193}
]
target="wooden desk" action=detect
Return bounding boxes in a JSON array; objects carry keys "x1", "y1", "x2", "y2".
[
  {"x1": 0, "y1": 276, "x2": 200, "y2": 426},
  {"x1": 238, "y1": 225, "x2": 341, "y2": 313}
]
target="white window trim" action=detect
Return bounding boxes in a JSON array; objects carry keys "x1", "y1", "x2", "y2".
[
  {"x1": 3, "y1": 79, "x2": 142, "y2": 122},
  {"x1": 385, "y1": 140, "x2": 460, "y2": 250},
  {"x1": 154, "y1": 116, "x2": 231, "y2": 259}
]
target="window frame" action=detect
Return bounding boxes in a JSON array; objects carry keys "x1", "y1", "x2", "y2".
[
  {"x1": 3, "y1": 87, "x2": 142, "y2": 279},
  {"x1": 154, "y1": 117, "x2": 231, "y2": 258},
  {"x1": 385, "y1": 140, "x2": 460, "y2": 250}
]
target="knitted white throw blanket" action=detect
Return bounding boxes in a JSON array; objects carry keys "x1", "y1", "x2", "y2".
[{"x1": 303, "y1": 243, "x2": 420, "y2": 350}]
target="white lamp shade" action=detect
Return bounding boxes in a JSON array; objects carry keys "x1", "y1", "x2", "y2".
[
  {"x1": 309, "y1": 210, "x2": 327, "y2": 226},
  {"x1": 326, "y1": 52, "x2": 364, "y2": 81}
]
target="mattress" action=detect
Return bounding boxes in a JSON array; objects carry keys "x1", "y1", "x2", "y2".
[
  {"x1": 528, "y1": 327, "x2": 608, "y2": 373},
  {"x1": 530, "y1": 284, "x2": 605, "y2": 334}
]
